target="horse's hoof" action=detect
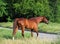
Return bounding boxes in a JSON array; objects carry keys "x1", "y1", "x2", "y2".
[{"x1": 13, "y1": 37, "x2": 14, "y2": 40}]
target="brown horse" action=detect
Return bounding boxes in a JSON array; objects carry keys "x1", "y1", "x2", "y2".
[
  {"x1": 13, "y1": 18, "x2": 38, "y2": 40},
  {"x1": 12, "y1": 16, "x2": 48, "y2": 40}
]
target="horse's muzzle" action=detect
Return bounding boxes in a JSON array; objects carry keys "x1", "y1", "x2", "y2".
[{"x1": 46, "y1": 22, "x2": 49, "y2": 24}]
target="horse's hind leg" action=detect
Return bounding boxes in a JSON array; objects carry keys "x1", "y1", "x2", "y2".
[
  {"x1": 13, "y1": 26, "x2": 18, "y2": 40},
  {"x1": 31, "y1": 29, "x2": 33, "y2": 37}
]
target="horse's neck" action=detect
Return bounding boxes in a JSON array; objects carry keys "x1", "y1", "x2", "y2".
[{"x1": 36, "y1": 17, "x2": 43, "y2": 23}]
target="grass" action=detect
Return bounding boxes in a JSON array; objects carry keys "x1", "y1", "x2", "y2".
[
  {"x1": 0, "y1": 22, "x2": 13, "y2": 28},
  {"x1": 0, "y1": 22, "x2": 60, "y2": 34},
  {"x1": 0, "y1": 28, "x2": 60, "y2": 44},
  {"x1": 38, "y1": 22, "x2": 60, "y2": 34},
  {"x1": 0, "y1": 38, "x2": 56, "y2": 44},
  {"x1": 0, "y1": 29, "x2": 31, "y2": 39}
]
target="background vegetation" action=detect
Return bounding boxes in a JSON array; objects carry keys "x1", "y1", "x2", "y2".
[{"x1": 0, "y1": 0, "x2": 60, "y2": 22}]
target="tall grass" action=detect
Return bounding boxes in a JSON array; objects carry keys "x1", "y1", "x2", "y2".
[
  {"x1": 38, "y1": 22, "x2": 60, "y2": 34},
  {"x1": 0, "y1": 37, "x2": 60, "y2": 44},
  {"x1": 0, "y1": 22, "x2": 13, "y2": 28},
  {"x1": 0, "y1": 38, "x2": 55, "y2": 44}
]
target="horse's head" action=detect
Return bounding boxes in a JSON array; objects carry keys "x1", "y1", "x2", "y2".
[{"x1": 43, "y1": 17, "x2": 49, "y2": 24}]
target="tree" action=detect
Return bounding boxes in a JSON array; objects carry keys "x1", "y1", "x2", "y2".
[
  {"x1": 0, "y1": 0, "x2": 7, "y2": 17},
  {"x1": 56, "y1": 0, "x2": 60, "y2": 22}
]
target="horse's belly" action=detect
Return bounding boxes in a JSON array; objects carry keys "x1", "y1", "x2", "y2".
[{"x1": 25, "y1": 25, "x2": 33, "y2": 29}]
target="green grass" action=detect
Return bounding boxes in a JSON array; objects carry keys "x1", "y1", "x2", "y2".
[
  {"x1": 0, "y1": 38, "x2": 56, "y2": 44},
  {"x1": 0, "y1": 22, "x2": 13, "y2": 28},
  {"x1": 0, "y1": 29, "x2": 31, "y2": 39},
  {"x1": 38, "y1": 22, "x2": 60, "y2": 34},
  {"x1": 0, "y1": 22, "x2": 60, "y2": 34}
]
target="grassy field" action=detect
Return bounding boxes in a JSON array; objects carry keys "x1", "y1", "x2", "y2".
[
  {"x1": 0, "y1": 29, "x2": 31, "y2": 39},
  {"x1": 0, "y1": 29, "x2": 60, "y2": 44},
  {"x1": 0, "y1": 38, "x2": 57, "y2": 44},
  {"x1": 38, "y1": 22, "x2": 60, "y2": 34},
  {"x1": 0, "y1": 22, "x2": 13, "y2": 28},
  {"x1": 0, "y1": 22, "x2": 60, "y2": 34}
]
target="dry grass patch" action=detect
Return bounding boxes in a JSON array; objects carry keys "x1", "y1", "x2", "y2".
[{"x1": 0, "y1": 37, "x2": 56, "y2": 44}]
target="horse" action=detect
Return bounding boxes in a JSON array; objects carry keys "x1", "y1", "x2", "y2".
[
  {"x1": 13, "y1": 18, "x2": 38, "y2": 40},
  {"x1": 29, "y1": 16, "x2": 48, "y2": 24},
  {"x1": 12, "y1": 16, "x2": 48, "y2": 40}
]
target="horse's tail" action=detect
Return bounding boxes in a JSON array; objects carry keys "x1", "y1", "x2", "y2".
[
  {"x1": 13, "y1": 18, "x2": 18, "y2": 40},
  {"x1": 13, "y1": 18, "x2": 18, "y2": 29}
]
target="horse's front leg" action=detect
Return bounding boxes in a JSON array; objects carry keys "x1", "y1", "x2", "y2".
[
  {"x1": 21, "y1": 25, "x2": 25, "y2": 37},
  {"x1": 36, "y1": 30, "x2": 38, "y2": 37},
  {"x1": 34, "y1": 28, "x2": 38, "y2": 37}
]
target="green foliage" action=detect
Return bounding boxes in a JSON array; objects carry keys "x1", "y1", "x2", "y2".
[
  {"x1": 56, "y1": 0, "x2": 60, "y2": 22},
  {"x1": 0, "y1": 0, "x2": 8, "y2": 17},
  {"x1": 0, "y1": 0, "x2": 60, "y2": 22},
  {"x1": 7, "y1": 16, "x2": 12, "y2": 22}
]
